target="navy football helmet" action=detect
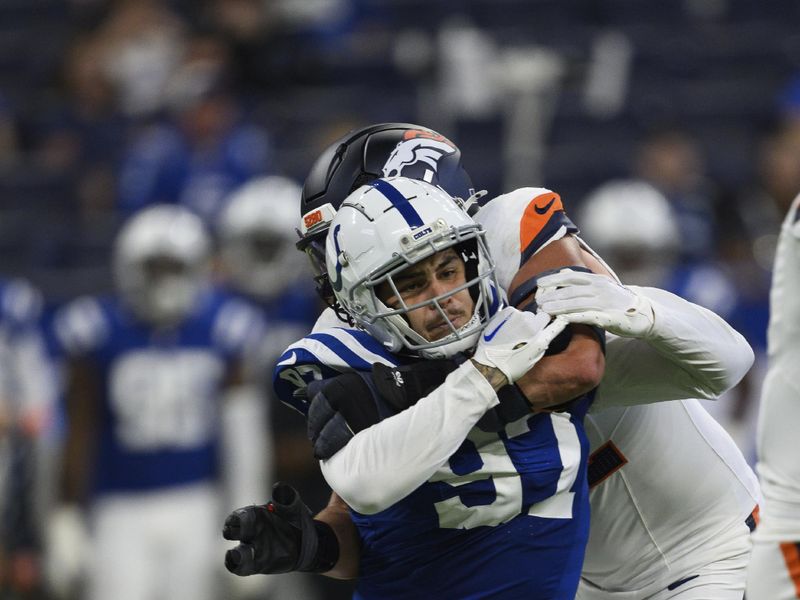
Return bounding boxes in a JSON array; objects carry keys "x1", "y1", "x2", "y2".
[{"x1": 297, "y1": 123, "x2": 477, "y2": 317}]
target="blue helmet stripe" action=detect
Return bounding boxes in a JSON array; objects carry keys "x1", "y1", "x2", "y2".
[{"x1": 371, "y1": 179, "x2": 424, "y2": 228}]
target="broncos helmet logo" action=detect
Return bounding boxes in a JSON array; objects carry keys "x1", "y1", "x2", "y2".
[{"x1": 382, "y1": 137, "x2": 456, "y2": 182}]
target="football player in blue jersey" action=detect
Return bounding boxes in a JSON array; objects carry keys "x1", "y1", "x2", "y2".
[
  {"x1": 224, "y1": 124, "x2": 756, "y2": 599},
  {"x1": 50, "y1": 205, "x2": 266, "y2": 600},
  {"x1": 229, "y1": 175, "x2": 597, "y2": 599}
]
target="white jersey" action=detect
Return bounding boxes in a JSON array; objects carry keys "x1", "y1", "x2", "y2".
[
  {"x1": 753, "y1": 193, "x2": 800, "y2": 539},
  {"x1": 476, "y1": 189, "x2": 760, "y2": 594},
  {"x1": 745, "y1": 195, "x2": 800, "y2": 600}
]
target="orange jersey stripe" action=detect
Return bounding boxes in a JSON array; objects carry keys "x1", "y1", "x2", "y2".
[
  {"x1": 520, "y1": 192, "x2": 564, "y2": 253},
  {"x1": 779, "y1": 542, "x2": 800, "y2": 597}
]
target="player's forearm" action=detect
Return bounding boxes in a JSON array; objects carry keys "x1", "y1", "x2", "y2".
[
  {"x1": 635, "y1": 286, "x2": 753, "y2": 397},
  {"x1": 514, "y1": 328, "x2": 605, "y2": 410},
  {"x1": 314, "y1": 493, "x2": 360, "y2": 579},
  {"x1": 320, "y1": 360, "x2": 498, "y2": 515}
]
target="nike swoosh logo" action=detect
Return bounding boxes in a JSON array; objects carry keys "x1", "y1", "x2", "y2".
[
  {"x1": 277, "y1": 351, "x2": 297, "y2": 366},
  {"x1": 533, "y1": 198, "x2": 555, "y2": 215},
  {"x1": 483, "y1": 318, "x2": 509, "y2": 342}
]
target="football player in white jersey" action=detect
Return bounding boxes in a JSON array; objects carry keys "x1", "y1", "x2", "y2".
[
  {"x1": 745, "y1": 192, "x2": 800, "y2": 599},
  {"x1": 225, "y1": 123, "x2": 758, "y2": 599}
]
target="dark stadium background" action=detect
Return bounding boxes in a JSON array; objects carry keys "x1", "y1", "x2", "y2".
[{"x1": 2, "y1": 1, "x2": 799, "y2": 598}]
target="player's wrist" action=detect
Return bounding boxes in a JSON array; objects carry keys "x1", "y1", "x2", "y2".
[
  {"x1": 303, "y1": 520, "x2": 340, "y2": 573},
  {"x1": 468, "y1": 359, "x2": 510, "y2": 391},
  {"x1": 626, "y1": 286, "x2": 656, "y2": 338}
]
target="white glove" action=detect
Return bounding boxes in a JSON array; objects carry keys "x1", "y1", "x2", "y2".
[
  {"x1": 535, "y1": 269, "x2": 655, "y2": 338},
  {"x1": 44, "y1": 504, "x2": 91, "y2": 599},
  {"x1": 472, "y1": 307, "x2": 569, "y2": 384}
]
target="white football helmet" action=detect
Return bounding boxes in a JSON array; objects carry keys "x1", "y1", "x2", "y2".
[
  {"x1": 326, "y1": 177, "x2": 501, "y2": 358},
  {"x1": 579, "y1": 179, "x2": 680, "y2": 287},
  {"x1": 113, "y1": 204, "x2": 211, "y2": 325},
  {"x1": 218, "y1": 176, "x2": 308, "y2": 301}
]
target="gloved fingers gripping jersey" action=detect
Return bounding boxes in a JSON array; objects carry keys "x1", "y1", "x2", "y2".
[
  {"x1": 511, "y1": 265, "x2": 604, "y2": 351},
  {"x1": 535, "y1": 268, "x2": 653, "y2": 339},
  {"x1": 223, "y1": 482, "x2": 338, "y2": 575},
  {"x1": 306, "y1": 372, "x2": 388, "y2": 460}
]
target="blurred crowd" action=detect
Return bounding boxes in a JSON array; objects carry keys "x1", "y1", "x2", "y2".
[{"x1": 3, "y1": 0, "x2": 800, "y2": 598}]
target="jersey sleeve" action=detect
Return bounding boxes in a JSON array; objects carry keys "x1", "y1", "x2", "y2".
[
  {"x1": 474, "y1": 187, "x2": 578, "y2": 291},
  {"x1": 273, "y1": 327, "x2": 401, "y2": 415},
  {"x1": 320, "y1": 360, "x2": 499, "y2": 515},
  {"x1": 593, "y1": 286, "x2": 754, "y2": 410}
]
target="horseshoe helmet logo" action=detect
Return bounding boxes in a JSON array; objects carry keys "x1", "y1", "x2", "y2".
[{"x1": 382, "y1": 132, "x2": 457, "y2": 183}]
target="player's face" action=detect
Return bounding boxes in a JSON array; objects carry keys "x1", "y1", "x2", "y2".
[{"x1": 378, "y1": 248, "x2": 475, "y2": 341}]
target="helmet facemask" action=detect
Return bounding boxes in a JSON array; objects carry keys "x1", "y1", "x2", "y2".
[{"x1": 340, "y1": 220, "x2": 500, "y2": 359}]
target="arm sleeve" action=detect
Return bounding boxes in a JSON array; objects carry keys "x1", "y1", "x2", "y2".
[
  {"x1": 320, "y1": 360, "x2": 499, "y2": 515},
  {"x1": 594, "y1": 286, "x2": 754, "y2": 410}
]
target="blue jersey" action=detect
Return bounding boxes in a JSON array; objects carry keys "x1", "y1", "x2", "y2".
[
  {"x1": 274, "y1": 325, "x2": 592, "y2": 599},
  {"x1": 230, "y1": 281, "x2": 321, "y2": 383},
  {"x1": 54, "y1": 287, "x2": 263, "y2": 497}
]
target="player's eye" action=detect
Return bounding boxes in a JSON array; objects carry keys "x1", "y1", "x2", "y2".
[{"x1": 398, "y1": 279, "x2": 425, "y2": 296}]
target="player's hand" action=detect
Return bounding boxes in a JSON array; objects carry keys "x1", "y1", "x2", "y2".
[
  {"x1": 535, "y1": 270, "x2": 655, "y2": 338},
  {"x1": 471, "y1": 307, "x2": 569, "y2": 384},
  {"x1": 223, "y1": 483, "x2": 320, "y2": 575}
]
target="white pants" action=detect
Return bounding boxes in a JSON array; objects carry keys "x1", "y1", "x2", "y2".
[
  {"x1": 88, "y1": 483, "x2": 220, "y2": 600},
  {"x1": 577, "y1": 536, "x2": 751, "y2": 600},
  {"x1": 746, "y1": 538, "x2": 800, "y2": 600}
]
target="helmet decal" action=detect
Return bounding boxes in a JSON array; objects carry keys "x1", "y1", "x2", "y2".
[{"x1": 382, "y1": 136, "x2": 457, "y2": 182}]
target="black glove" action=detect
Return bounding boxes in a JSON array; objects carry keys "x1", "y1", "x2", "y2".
[{"x1": 223, "y1": 482, "x2": 338, "y2": 575}]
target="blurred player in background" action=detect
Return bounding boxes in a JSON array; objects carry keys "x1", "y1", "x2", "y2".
[
  {"x1": 578, "y1": 179, "x2": 759, "y2": 459},
  {"x1": 746, "y1": 192, "x2": 800, "y2": 599},
  {"x1": 218, "y1": 176, "x2": 320, "y2": 368},
  {"x1": 0, "y1": 277, "x2": 57, "y2": 599},
  {"x1": 217, "y1": 176, "x2": 327, "y2": 600},
  {"x1": 48, "y1": 205, "x2": 266, "y2": 600}
]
